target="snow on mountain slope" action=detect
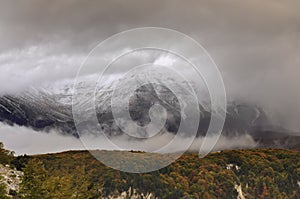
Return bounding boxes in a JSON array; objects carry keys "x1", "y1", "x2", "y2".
[{"x1": 0, "y1": 74, "x2": 299, "y2": 150}]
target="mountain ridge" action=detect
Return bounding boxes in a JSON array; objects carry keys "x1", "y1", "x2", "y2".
[{"x1": 0, "y1": 78, "x2": 299, "y2": 150}]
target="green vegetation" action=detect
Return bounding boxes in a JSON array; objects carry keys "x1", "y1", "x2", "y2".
[
  {"x1": 19, "y1": 159, "x2": 92, "y2": 199},
  {"x1": 0, "y1": 142, "x2": 14, "y2": 166},
  {"x1": 0, "y1": 140, "x2": 299, "y2": 198},
  {"x1": 0, "y1": 177, "x2": 8, "y2": 199},
  {"x1": 13, "y1": 148, "x2": 300, "y2": 199}
]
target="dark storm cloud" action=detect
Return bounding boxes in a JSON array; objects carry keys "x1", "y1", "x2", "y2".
[
  {"x1": 0, "y1": 0, "x2": 299, "y2": 50},
  {"x1": 0, "y1": 0, "x2": 300, "y2": 130},
  {"x1": 0, "y1": 0, "x2": 164, "y2": 52}
]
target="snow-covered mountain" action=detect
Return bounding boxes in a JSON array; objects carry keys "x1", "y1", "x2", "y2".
[{"x1": 0, "y1": 75, "x2": 299, "y2": 150}]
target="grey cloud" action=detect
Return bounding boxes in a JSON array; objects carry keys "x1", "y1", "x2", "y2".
[
  {"x1": 0, "y1": 123, "x2": 257, "y2": 155},
  {"x1": 0, "y1": 0, "x2": 300, "y2": 130}
]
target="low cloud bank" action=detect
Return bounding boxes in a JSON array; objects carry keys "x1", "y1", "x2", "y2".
[{"x1": 0, "y1": 123, "x2": 257, "y2": 155}]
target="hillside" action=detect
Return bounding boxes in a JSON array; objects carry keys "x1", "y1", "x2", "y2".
[
  {"x1": 0, "y1": 164, "x2": 22, "y2": 198},
  {"x1": 9, "y1": 148, "x2": 299, "y2": 199},
  {"x1": 1, "y1": 83, "x2": 300, "y2": 151}
]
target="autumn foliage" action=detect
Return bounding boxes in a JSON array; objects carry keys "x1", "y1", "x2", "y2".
[{"x1": 13, "y1": 148, "x2": 300, "y2": 199}]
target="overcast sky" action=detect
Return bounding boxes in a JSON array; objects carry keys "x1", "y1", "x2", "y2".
[{"x1": 0, "y1": 0, "x2": 300, "y2": 130}]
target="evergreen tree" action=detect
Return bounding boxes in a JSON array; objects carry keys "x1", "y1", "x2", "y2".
[
  {"x1": 0, "y1": 142, "x2": 14, "y2": 166},
  {"x1": 71, "y1": 166, "x2": 92, "y2": 199},
  {"x1": 0, "y1": 179, "x2": 8, "y2": 199},
  {"x1": 43, "y1": 175, "x2": 73, "y2": 199},
  {"x1": 19, "y1": 160, "x2": 47, "y2": 199}
]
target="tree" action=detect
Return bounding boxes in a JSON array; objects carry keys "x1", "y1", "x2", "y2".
[
  {"x1": 19, "y1": 160, "x2": 47, "y2": 199},
  {"x1": 43, "y1": 175, "x2": 73, "y2": 199},
  {"x1": 0, "y1": 177, "x2": 8, "y2": 199},
  {"x1": 71, "y1": 166, "x2": 92, "y2": 199},
  {"x1": 0, "y1": 142, "x2": 14, "y2": 166},
  {"x1": 19, "y1": 159, "x2": 94, "y2": 199}
]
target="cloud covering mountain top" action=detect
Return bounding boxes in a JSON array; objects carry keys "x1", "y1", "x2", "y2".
[{"x1": 0, "y1": 0, "x2": 300, "y2": 131}]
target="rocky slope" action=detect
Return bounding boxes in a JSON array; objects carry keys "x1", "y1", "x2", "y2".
[
  {"x1": 0, "y1": 164, "x2": 23, "y2": 197},
  {"x1": 0, "y1": 76, "x2": 299, "y2": 150}
]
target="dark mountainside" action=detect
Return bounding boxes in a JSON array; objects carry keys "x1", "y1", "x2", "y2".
[{"x1": 0, "y1": 83, "x2": 299, "y2": 150}]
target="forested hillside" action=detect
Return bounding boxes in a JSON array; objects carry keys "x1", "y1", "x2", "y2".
[{"x1": 8, "y1": 148, "x2": 299, "y2": 199}]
